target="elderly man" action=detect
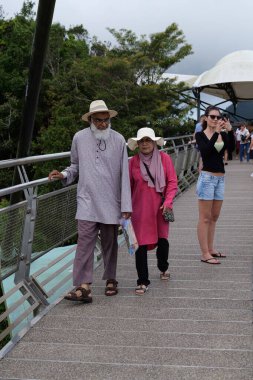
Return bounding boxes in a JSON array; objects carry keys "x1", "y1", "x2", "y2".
[{"x1": 49, "y1": 100, "x2": 132, "y2": 303}]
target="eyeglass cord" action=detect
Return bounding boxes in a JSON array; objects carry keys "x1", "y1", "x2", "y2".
[{"x1": 98, "y1": 139, "x2": 106, "y2": 151}]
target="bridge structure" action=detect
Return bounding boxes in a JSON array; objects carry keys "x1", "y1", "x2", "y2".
[{"x1": 0, "y1": 136, "x2": 252, "y2": 379}]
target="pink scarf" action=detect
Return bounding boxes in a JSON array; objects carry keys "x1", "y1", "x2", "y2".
[{"x1": 139, "y1": 146, "x2": 166, "y2": 193}]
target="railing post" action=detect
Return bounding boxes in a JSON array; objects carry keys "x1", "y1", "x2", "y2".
[
  {"x1": 14, "y1": 166, "x2": 49, "y2": 306},
  {"x1": 14, "y1": 179, "x2": 49, "y2": 307},
  {"x1": 14, "y1": 189, "x2": 36, "y2": 284}
]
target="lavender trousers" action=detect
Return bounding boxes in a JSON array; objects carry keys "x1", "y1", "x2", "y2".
[{"x1": 73, "y1": 220, "x2": 118, "y2": 286}]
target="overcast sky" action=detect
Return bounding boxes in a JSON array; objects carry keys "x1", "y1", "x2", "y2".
[{"x1": 1, "y1": 0, "x2": 253, "y2": 76}]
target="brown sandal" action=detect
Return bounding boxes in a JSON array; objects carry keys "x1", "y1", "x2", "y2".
[
  {"x1": 64, "y1": 287, "x2": 92, "y2": 303},
  {"x1": 105, "y1": 279, "x2": 118, "y2": 296}
]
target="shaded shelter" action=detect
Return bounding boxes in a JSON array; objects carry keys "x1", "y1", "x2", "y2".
[{"x1": 165, "y1": 50, "x2": 253, "y2": 120}]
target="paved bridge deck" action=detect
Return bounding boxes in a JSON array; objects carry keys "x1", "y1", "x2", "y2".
[{"x1": 0, "y1": 161, "x2": 253, "y2": 379}]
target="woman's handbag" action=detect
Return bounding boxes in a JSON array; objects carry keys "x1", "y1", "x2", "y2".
[
  {"x1": 163, "y1": 209, "x2": 175, "y2": 222},
  {"x1": 143, "y1": 163, "x2": 175, "y2": 222}
]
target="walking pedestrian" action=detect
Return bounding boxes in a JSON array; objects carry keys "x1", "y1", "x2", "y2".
[
  {"x1": 128, "y1": 128, "x2": 177, "y2": 294},
  {"x1": 49, "y1": 100, "x2": 132, "y2": 302}
]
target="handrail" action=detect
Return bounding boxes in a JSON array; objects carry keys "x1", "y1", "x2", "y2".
[
  {"x1": 0, "y1": 177, "x2": 52, "y2": 197},
  {"x1": 164, "y1": 134, "x2": 194, "y2": 141},
  {"x1": 0, "y1": 135, "x2": 195, "y2": 198},
  {"x1": 0, "y1": 152, "x2": 70, "y2": 169},
  {"x1": 0, "y1": 135, "x2": 194, "y2": 169}
]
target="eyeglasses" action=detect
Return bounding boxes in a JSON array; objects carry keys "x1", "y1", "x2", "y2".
[
  {"x1": 92, "y1": 117, "x2": 110, "y2": 124},
  {"x1": 207, "y1": 115, "x2": 222, "y2": 120},
  {"x1": 138, "y1": 138, "x2": 153, "y2": 144}
]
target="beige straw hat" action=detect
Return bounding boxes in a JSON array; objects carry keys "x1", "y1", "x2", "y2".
[{"x1": 82, "y1": 100, "x2": 118, "y2": 122}]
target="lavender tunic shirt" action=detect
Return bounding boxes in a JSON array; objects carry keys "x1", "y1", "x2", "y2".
[{"x1": 62, "y1": 127, "x2": 132, "y2": 224}]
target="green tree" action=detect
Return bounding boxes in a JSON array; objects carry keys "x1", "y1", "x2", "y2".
[
  {"x1": 74, "y1": 25, "x2": 194, "y2": 139},
  {"x1": 0, "y1": 1, "x2": 36, "y2": 163},
  {"x1": 0, "y1": 0, "x2": 194, "y2": 168}
]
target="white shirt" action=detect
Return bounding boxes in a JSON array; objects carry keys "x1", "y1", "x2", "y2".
[
  {"x1": 62, "y1": 127, "x2": 132, "y2": 224},
  {"x1": 236, "y1": 128, "x2": 250, "y2": 144}
]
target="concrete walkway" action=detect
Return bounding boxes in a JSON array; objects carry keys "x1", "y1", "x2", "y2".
[{"x1": 0, "y1": 161, "x2": 252, "y2": 379}]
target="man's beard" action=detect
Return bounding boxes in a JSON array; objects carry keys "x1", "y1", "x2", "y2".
[{"x1": 90, "y1": 123, "x2": 111, "y2": 140}]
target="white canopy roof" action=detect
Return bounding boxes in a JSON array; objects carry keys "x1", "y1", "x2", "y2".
[{"x1": 165, "y1": 50, "x2": 253, "y2": 102}]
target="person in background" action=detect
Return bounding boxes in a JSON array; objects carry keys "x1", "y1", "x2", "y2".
[
  {"x1": 226, "y1": 126, "x2": 236, "y2": 161},
  {"x1": 238, "y1": 123, "x2": 250, "y2": 162},
  {"x1": 195, "y1": 106, "x2": 231, "y2": 265},
  {"x1": 128, "y1": 128, "x2": 178, "y2": 295},
  {"x1": 248, "y1": 123, "x2": 253, "y2": 160},
  {"x1": 48, "y1": 100, "x2": 132, "y2": 303},
  {"x1": 249, "y1": 125, "x2": 253, "y2": 176},
  {"x1": 221, "y1": 114, "x2": 234, "y2": 164},
  {"x1": 235, "y1": 125, "x2": 242, "y2": 159},
  {"x1": 194, "y1": 115, "x2": 205, "y2": 136}
]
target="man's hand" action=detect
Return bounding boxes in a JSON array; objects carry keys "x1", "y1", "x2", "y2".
[
  {"x1": 48, "y1": 170, "x2": 64, "y2": 180},
  {"x1": 121, "y1": 212, "x2": 132, "y2": 219}
]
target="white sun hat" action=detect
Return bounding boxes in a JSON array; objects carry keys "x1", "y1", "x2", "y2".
[
  {"x1": 127, "y1": 127, "x2": 164, "y2": 151},
  {"x1": 82, "y1": 100, "x2": 118, "y2": 122}
]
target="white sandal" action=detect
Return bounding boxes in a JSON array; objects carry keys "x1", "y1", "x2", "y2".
[
  {"x1": 160, "y1": 272, "x2": 170, "y2": 280},
  {"x1": 135, "y1": 284, "x2": 148, "y2": 295}
]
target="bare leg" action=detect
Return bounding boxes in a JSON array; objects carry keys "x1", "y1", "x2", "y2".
[
  {"x1": 208, "y1": 200, "x2": 223, "y2": 254},
  {"x1": 197, "y1": 200, "x2": 220, "y2": 263}
]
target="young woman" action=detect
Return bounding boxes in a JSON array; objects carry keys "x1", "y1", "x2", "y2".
[
  {"x1": 128, "y1": 128, "x2": 178, "y2": 294},
  {"x1": 195, "y1": 106, "x2": 231, "y2": 264}
]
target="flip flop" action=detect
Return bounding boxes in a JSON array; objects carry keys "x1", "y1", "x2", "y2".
[
  {"x1": 211, "y1": 252, "x2": 226, "y2": 258},
  {"x1": 201, "y1": 258, "x2": 220, "y2": 265}
]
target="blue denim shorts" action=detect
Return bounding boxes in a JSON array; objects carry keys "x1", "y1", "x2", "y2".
[{"x1": 196, "y1": 171, "x2": 225, "y2": 200}]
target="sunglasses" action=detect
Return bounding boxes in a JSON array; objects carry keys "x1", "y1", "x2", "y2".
[
  {"x1": 207, "y1": 115, "x2": 222, "y2": 120},
  {"x1": 92, "y1": 117, "x2": 110, "y2": 124}
]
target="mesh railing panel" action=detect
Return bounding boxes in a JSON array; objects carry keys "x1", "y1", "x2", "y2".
[
  {"x1": 0, "y1": 203, "x2": 27, "y2": 280},
  {"x1": 174, "y1": 150, "x2": 186, "y2": 177},
  {"x1": 189, "y1": 148, "x2": 199, "y2": 170},
  {"x1": 32, "y1": 186, "x2": 77, "y2": 259},
  {"x1": 181, "y1": 147, "x2": 193, "y2": 173},
  {"x1": 169, "y1": 152, "x2": 177, "y2": 165}
]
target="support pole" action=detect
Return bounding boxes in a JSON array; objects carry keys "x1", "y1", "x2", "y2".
[{"x1": 11, "y1": 0, "x2": 56, "y2": 203}]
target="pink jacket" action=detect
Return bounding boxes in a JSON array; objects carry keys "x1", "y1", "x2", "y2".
[{"x1": 129, "y1": 152, "x2": 178, "y2": 250}]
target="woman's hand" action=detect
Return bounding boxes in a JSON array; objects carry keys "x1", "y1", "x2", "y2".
[
  {"x1": 160, "y1": 204, "x2": 172, "y2": 215},
  {"x1": 223, "y1": 119, "x2": 232, "y2": 131},
  {"x1": 48, "y1": 170, "x2": 64, "y2": 180}
]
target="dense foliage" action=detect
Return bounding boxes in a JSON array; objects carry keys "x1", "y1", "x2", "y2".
[{"x1": 0, "y1": 1, "x2": 195, "y2": 187}]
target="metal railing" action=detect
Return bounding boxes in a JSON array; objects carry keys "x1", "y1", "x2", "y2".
[{"x1": 0, "y1": 134, "x2": 199, "y2": 356}]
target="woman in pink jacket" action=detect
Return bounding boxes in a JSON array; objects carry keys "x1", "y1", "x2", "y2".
[{"x1": 128, "y1": 128, "x2": 178, "y2": 295}]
